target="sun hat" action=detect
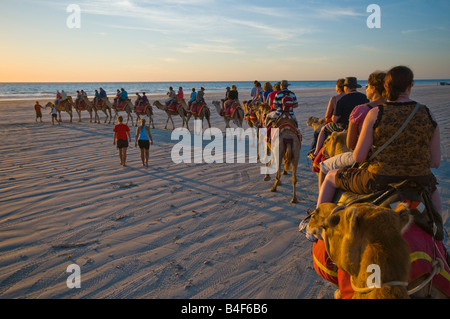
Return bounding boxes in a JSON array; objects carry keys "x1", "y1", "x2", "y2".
[{"x1": 343, "y1": 77, "x2": 362, "y2": 89}]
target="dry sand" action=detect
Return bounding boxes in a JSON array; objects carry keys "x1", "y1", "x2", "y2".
[{"x1": 0, "y1": 85, "x2": 448, "y2": 299}]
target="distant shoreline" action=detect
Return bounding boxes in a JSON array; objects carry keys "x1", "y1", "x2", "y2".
[{"x1": 0, "y1": 83, "x2": 447, "y2": 102}]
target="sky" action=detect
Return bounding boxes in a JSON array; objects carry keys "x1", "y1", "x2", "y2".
[{"x1": 0, "y1": 0, "x2": 449, "y2": 82}]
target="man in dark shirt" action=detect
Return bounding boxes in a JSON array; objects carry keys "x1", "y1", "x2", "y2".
[
  {"x1": 310, "y1": 77, "x2": 368, "y2": 159},
  {"x1": 333, "y1": 77, "x2": 369, "y2": 129}
]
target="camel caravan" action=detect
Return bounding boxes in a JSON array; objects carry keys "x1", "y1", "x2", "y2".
[{"x1": 41, "y1": 77, "x2": 449, "y2": 299}]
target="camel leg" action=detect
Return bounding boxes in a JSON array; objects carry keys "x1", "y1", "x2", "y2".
[
  {"x1": 270, "y1": 165, "x2": 282, "y2": 192},
  {"x1": 164, "y1": 115, "x2": 170, "y2": 130}
]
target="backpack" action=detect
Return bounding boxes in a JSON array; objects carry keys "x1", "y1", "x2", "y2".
[{"x1": 282, "y1": 94, "x2": 295, "y2": 112}]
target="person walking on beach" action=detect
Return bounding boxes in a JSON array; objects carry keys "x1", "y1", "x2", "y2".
[
  {"x1": 50, "y1": 103, "x2": 60, "y2": 125},
  {"x1": 113, "y1": 115, "x2": 131, "y2": 167},
  {"x1": 135, "y1": 118, "x2": 153, "y2": 168},
  {"x1": 34, "y1": 101, "x2": 43, "y2": 122}
]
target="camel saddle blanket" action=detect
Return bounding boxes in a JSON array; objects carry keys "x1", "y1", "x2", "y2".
[
  {"x1": 135, "y1": 103, "x2": 152, "y2": 115},
  {"x1": 270, "y1": 117, "x2": 302, "y2": 147},
  {"x1": 77, "y1": 99, "x2": 89, "y2": 111},
  {"x1": 115, "y1": 100, "x2": 129, "y2": 111},
  {"x1": 244, "y1": 109, "x2": 257, "y2": 123},
  {"x1": 191, "y1": 102, "x2": 208, "y2": 117},
  {"x1": 225, "y1": 102, "x2": 241, "y2": 119},
  {"x1": 403, "y1": 223, "x2": 450, "y2": 297},
  {"x1": 167, "y1": 102, "x2": 182, "y2": 114},
  {"x1": 56, "y1": 100, "x2": 70, "y2": 111}
]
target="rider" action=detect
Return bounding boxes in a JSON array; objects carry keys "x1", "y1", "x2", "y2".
[
  {"x1": 188, "y1": 88, "x2": 197, "y2": 111},
  {"x1": 142, "y1": 92, "x2": 149, "y2": 105},
  {"x1": 270, "y1": 80, "x2": 299, "y2": 126},
  {"x1": 54, "y1": 90, "x2": 62, "y2": 106},
  {"x1": 165, "y1": 87, "x2": 176, "y2": 108},
  {"x1": 224, "y1": 85, "x2": 239, "y2": 118},
  {"x1": 135, "y1": 93, "x2": 142, "y2": 107},
  {"x1": 119, "y1": 88, "x2": 128, "y2": 102}
]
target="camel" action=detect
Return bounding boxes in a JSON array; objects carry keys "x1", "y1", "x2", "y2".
[
  {"x1": 182, "y1": 99, "x2": 211, "y2": 134},
  {"x1": 134, "y1": 100, "x2": 155, "y2": 128},
  {"x1": 266, "y1": 114, "x2": 302, "y2": 203},
  {"x1": 153, "y1": 100, "x2": 188, "y2": 131},
  {"x1": 212, "y1": 100, "x2": 244, "y2": 129},
  {"x1": 322, "y1": 131, "x2": 350, "y2": 159},
  {"x1": 307, "y1": 203, "x2": 412, "y2": 299},
  {"x1": 112, "y1": 99, "x2": 134, "y2": 126},
  {"x1": 73, "y1": 96, "x2": 99, "y2": 123},
  {"x1": 307, "y1": 202, "x2": 449, "y2": 299},
  {"x1": 242, "y1": 100, "x2": 261, "y2": 128},
  {"x1": 306, "y1": 116, "x2": 326, "y2": 132},
  {"x1": 45, "y1": 98, "x2": 74, "y2": 123},
  {"x1": 92, "y1": 97, "x2": 113, "y2": 124}
]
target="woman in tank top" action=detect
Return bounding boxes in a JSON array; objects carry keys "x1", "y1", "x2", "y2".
[{"x1": 135, "y1": 119, "x2": 153, "y2": 168}]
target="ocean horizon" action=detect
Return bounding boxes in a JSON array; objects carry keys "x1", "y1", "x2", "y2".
[{"x1": 0, "y1": 79, "x2": 449, "y2": 101}]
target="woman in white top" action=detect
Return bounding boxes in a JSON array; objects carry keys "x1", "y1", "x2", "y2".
[{"x1": 135, "y1": 119, "x2": 153, "y2": 168}]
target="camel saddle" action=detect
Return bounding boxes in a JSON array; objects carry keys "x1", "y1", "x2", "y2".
[
  {"x1": 334, "y1": 180, "x2": 449, "y2": 297},
  {"x1": 135, "y1": 102, "x2": 152, "y2": 115},
  {"x1": 167, "y1": 101, "x2": 182, "y2": 114},
  {"x1": 191, "y1": 101, "x2": 208, "y2": 117},
  {"x1": 115, "y1": 100, "x2": 129, "y2": 111}
]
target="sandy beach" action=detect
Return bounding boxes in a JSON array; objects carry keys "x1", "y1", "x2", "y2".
[{"x1": 0, "y1": 84, "x2": 448, "y2": 299}]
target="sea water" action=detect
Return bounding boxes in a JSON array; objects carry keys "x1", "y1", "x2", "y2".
[{"x1": 0, "y1": 80, "x2": 448, "y2": 101}]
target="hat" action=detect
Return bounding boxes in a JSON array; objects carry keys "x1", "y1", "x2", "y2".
[
  {"x1": 343, "y1": 77, "x2": 362, "y2": 89},
  {"x1": 281, "y1": 80, "x2": 291, "y2": 87}
]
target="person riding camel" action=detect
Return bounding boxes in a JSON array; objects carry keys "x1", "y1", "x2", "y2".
[
  {"x1": 135, "y1": 93, "x2": 143, "y2": 108},
  {"x1": 165, "y1": 87, "x2": 176, "y2": 109},
  {"x1": 223, "y1": 85, "x2": 239, "y2": 118},
  {"x1": 268, "y1": 80, "x2": 299, "y2": 127},
  {"x1": 188, "y1": 88, "x2": 197, "y2": 111}
]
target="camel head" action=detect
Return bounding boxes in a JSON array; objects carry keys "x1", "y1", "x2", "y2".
[
  {"x1": 306, "y1": 117, "x2": 325, "y2": 132},
  {"x1": 307, "y1": 203, "x2": 412, "y2": 297},
  {"x1": 153, "y1": 101, "x2": 165, "y2": 110},
  {"x1": 45, "y1": 102, "x2": 54, "y2": 108},
  {"x1": 323, "y1": 131, "x2": 350, "y2": 158}
]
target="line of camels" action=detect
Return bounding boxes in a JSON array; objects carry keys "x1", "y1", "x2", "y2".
[
  {"x1": 45, "y1": 94, "x2": 310, "y2": 204},
  {"x1": 44, "y1": 95, "x2": 449, "y2": 300}
]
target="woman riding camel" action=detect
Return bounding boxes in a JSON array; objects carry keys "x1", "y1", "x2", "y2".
[{"x1": 316, "y1": 66, "x2": 442, "y2": 215}]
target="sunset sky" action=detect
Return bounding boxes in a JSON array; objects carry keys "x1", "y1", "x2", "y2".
[{"x1": 1, "y1": 0, "x2": 449, "y2": 82}]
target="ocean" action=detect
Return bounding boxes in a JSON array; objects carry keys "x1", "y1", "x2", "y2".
[{"x1": 0, "y1": 80, "x2": 448, "y2": 100}]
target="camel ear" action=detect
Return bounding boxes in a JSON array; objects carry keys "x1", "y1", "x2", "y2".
[
  {"x1": 345, "y1": 207, "x2": 359, "y2": 237},
  {"x1": 394, "y1": 203, "x2": 412, "y2": 233},
  {"x1": 326, "y1": 214, "x2": 340, "y2": 228}
]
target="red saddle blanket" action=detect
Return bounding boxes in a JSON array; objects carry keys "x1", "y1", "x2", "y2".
[
  {"x1": 167, "y1": 102, "x2": 182, "y2": 114},
  {"x1": 77, "y1": 99, "x2": 89, "y2": 111},
  {"x1": 114, "y1": 100, "x2": 129, "y2": 111},
  {"x1": 134, "y1": 102, "x2": 151, "y2": 114},
  {"x1": 224, "y1": 102, "x2": 241, "y2": 119},
  {"x1": 191, "y1": 102, "x2": 208, "y2": 117},
  {"x1": 312, "y1": 223, "x2": 450, "y2": 299}
]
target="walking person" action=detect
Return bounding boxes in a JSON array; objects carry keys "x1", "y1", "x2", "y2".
[
  {"x1": 50, "y1": 103, "x2": 60, "y2": 125},
  {"x1": 135, "y1": 118, "x2": 153, "y2": 168},
  {"x1": 34, "y1": 101, "x2": 43, "y2": 122},
  {"x1": 113, "y1": 115, "x2": 131, "y2": 167}
]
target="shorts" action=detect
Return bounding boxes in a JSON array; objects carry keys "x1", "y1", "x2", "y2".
[
  {"x1": 335, "y1": 167, "x2": 438, "y2": 195},
  {"x1": 36, "y1": 111, "x2": 42, "y2": 117},
  {"x1": 138, "y1": 140, "x2": 150, "y2": 150},
  {"x1": 52, "y1": 114, "x2": 57, "y2": 118},
  {"x1": 117, "y1": 139, "x2": 129, "y2": 149},
  {"x1": 320, "y1": 152, "x2": 355, "y2": 175}
]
